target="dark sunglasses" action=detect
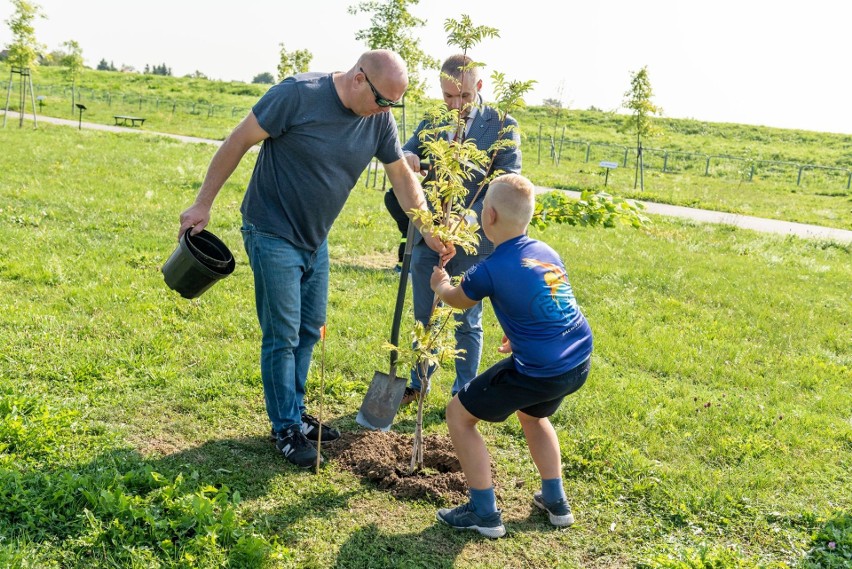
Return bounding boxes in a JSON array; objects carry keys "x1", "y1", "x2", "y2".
[{"x1": 359, "y1": 67, "x2": 404, "y2": 108}]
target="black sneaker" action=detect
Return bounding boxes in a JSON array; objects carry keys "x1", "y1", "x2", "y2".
[
  {"x1": 275, "y1": 425, "x2": 322, "y2": 468},
  {"x1": 300, "y1": 413, "x2": 340, "y2": 442},
  {"x1": 436, "y1": 502, "x2": 506, "y2": 539},
  {"x1": 533, "y1": 491, "x2": 574, "y2": 527}
]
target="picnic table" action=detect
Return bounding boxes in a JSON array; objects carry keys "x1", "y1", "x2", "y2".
[{"x1": 114, "y1": 115, "x2": 146, "y2": 127}]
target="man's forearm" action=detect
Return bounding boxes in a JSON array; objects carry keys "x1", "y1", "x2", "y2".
[
  {"x1": 387, "y1": 161, "x2": 427, "y2": 215},
  {"x1": 195, "y1": 111, "x2": 268, "y2": 208},
  {"x1": 396, "y1": 186, "x2": 429, "y2": 234},
  {"x1": 194, "y1": 137, "x2": 253, "y2": 208}
]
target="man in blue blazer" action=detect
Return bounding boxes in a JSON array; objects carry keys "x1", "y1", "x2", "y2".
[{"x1": 397, "y1": 53, "x2": 522, "y2": 405}]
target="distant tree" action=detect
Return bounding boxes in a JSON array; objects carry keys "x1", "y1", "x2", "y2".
[
  {"x1": 60, "y1": 39, "x2": 84, "y2": 114},
  {"x1": 252, "y1": 71, "x2": 275, "y2": 84},
  {"x1": 185, "y1": 70, "x2": 208, "y2": 79},
  {"x1": 543, "y1": 80, "x2": 567, "y2": 127},
  {"x1": 277, "y1": 44, "x2": 312, "y2": 82},
  {"x1": 40, "y1": 47, "x2": 63, "y2": 65},
  {"x1": 4, "y1": 0, "x2": 45, "y2": 70},
  {"x1": 119, "y1": 64, "x2": 135, "y2": 73},
  {"x1": 96, "y1": 58, "x2": 116, "y2": 71},
  {"x1": 348, "y1": 0, "x2": 437, "y2": 108},
  {"x1": 145, "y1": 63, "x2": 172, "y2": 76},
  {"x1": 620, "y1": 65, "x2": 662, "y2": 190}
]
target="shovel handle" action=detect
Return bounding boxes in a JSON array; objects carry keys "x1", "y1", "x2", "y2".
[
  {"x1": 388, "y1": 161, "x2": 435, "y2": 373},
  {"x1": 389, "y1": 222, "x2": 416, "y2": 371}
]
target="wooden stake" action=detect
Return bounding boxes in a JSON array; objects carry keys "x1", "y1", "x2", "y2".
[{"x1": 316, "y1": 324, "x2": 326, "y2": 474}]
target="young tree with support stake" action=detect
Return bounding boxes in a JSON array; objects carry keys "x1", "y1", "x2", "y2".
[
  {"x1": 349, "y1": 0, "x2": 438, "y2": 138},
  {"x1": 3, "y1": 0, "x2": 44, "y2": 128},
  {"x1": 349, "y1": 0, "x2": 438, "y2": 281},
  {"x1": 60, "y1": 39, "x2": 84, "y2": 115},
  {"x1": 621, "y1": 65, "x2": 662, "y2": 191}
]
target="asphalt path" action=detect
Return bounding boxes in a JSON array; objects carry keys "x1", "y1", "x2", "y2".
[{"x1": 5, "y1": 111, "x2": 851, "y2": 245}]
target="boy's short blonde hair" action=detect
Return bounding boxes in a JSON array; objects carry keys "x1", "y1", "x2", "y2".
[{"x1": 485, "y1": 173, "x2": 535, "y2": 228}]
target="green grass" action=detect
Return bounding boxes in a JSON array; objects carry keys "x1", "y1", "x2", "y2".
[
  {"x1": 4, "y1": 63, "x2": 852, "y2": 230},
  {"x1": 1, "y1": 123, "x2": 850, "y2": 567}
]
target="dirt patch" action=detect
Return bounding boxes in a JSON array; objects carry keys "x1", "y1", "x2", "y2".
[
  {"x1": 334, "y1": 252, "x2": 396, "y2": 271},
  {"x1": 133, "y1": 434, "x2": 189, "y2": 458},
  {"x1": 325, "y1": 431, "x2": 468, "y2": 503}
]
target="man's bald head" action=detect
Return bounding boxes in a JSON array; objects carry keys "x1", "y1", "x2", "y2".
[
  {"x1": 335, "y1": 49, "x2": 409, "y2": 116},
  {"x1": 358, "y1": 50, "x2": 408, "y2": 82},
  {"x1": 357, "y1": 50, "x2": 409, "y2": 96}
]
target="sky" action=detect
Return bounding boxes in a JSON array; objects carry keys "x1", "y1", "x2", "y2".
[{"x1": 2, "y1": 0, "x2": 851, "y2": 135}]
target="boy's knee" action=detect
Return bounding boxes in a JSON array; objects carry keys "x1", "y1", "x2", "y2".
[
  {"x1": 516, "y1": 410, "x2": 545, "y2": 427},
  {"x1": 446, "y1": 397, "x2": 462, "y2": 423},
  {"x1": 447, "y1": 397, "x2": 476, "y2": 428}
]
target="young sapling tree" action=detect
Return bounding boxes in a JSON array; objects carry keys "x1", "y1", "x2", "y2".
[{"x1": 621, "y1": 65, "x2": 662, "y2": 191}]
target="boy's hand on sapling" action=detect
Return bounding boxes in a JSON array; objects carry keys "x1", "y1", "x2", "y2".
[{"x1": 431, "y1": 266, "x2": 451, "y2": 293}]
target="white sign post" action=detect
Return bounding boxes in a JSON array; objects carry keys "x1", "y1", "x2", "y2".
[{"x1": 599, "y1": 161, "x2": 619, "y2": 186}]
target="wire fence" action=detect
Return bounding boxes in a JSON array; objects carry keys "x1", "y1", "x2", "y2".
[
  {"x1": 364, "y1": 131, "x2": 852, "y2": 192},
  {"x1": 12, "y1": 80, "x2": 852, "y2": 191},
  {"x1": 534, "y1": 128, "x2": 851, "y2": 190},
  {"x1": 30, "y1": 83, "x2": 253, "y2": 119}
]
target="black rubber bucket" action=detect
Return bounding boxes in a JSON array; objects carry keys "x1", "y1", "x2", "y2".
[{"x1": 162, "y1": 228, "x2": 235, "y2": 299}]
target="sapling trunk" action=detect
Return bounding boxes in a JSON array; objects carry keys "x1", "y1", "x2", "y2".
[
  {"x1": 409, "y1": 306, "x2": 457, "y2": 472},
  {"x1": 409, "y1": 362, "x2": 430, "y2": 473}
]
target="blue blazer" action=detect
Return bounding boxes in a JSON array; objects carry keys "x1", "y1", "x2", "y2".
[{"x1": 403, "y1": 104, "x2": 522, "y2": 255}]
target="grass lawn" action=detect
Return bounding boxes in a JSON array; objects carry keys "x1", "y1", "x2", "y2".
[{"x1": 0, "y1": 124, "x2": 850, "y2": 568}]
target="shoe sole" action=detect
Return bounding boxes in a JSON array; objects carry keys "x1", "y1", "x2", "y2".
[
  {"x1": 436, "y1": 511, "x2": 506, "y2": 539},
  {"x1": 291, "y1": 461, "x2": 323, "y2": 469},
  {"x1": 270, "y1": 432, "x2": 340, "y2": 445},
  {"x1": 533, "y1": 498, "x2": 574, "y2": 527},
  {"x1": 280, "y1": 449, "x2": 324, "y2": 469},
  {"x1": 305, "y1": 434, "x2": 340, "y2": 444},
  {"x1": 275, "y1": 439, "x2": 325, "y2": 469}
]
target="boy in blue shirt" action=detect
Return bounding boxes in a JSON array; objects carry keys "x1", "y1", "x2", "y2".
[{"x1": 430, "y1": 173, "x2": 592, "y2": 538}]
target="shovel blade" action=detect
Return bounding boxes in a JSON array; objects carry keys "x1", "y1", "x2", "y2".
[{"x1": 356, "y1": 371, "x2": 408, "y2": 431}]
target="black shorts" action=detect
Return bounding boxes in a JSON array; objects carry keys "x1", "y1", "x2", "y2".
[{"x1": 458, "y1": 357, "x2": 590, "y2": 422}]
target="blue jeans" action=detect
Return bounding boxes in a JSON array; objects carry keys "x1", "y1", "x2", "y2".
[
  {"x1": 409, "y1": 241, "x2": 485, "y2": 395},
  {"x1": 241, "y1": 222, "x2": 328, "y2": 433}
]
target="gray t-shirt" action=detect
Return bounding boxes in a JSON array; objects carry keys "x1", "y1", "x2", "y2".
[{"x1": 241, "y1": 72, "x2": 403, "y2": 250}]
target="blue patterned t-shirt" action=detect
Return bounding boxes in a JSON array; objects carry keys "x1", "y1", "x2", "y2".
[{"x1": 461, "y1": 235, "x2": 593, "y2": 376}]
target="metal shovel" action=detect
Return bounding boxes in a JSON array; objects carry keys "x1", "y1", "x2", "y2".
[{"x1": 356, "y1": 221, "x2": 416, "y2": 431}]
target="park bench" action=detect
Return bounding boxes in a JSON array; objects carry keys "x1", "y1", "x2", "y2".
[{"x1": 114, "y1": 115, "x2": 146, "y2": 127}]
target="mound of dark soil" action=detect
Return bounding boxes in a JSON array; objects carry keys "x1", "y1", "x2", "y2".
[{"x1": 325, "y1": 431, "x2": 468, "y2": 502}]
